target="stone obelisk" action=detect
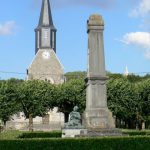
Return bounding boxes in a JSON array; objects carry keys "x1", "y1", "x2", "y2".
[{"x1": 83, "y1": 14, "x2": 115, "y2": 130}]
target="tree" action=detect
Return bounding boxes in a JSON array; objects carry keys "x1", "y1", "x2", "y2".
[
  {"x1": 137, "y1": 79, "x2": 150, "y2": 129},
  {"x1": 107, "y1": 78, "x2": 139, "y2": 128},
  {"x1": 18, "y1": 80, "x2": 55, "y2": 131},
  {"x1": 65, "y1": 71, "x2": 86, "y2": 82},
  {"x1": 56, "y1": 79, "x2": 86, "y2": 122},
  {"x1": 143, "y1": 74, "x2": 150, "y2": 80},
  {"x1": 107, "y1": 72, "x2": 123, "y2": 80},
  {"x1": 127, "y1": 74, "x2": 143, "y2": 83},
  {"x1": 0, "y1": 79, "x2": 21, "y2": 127}
]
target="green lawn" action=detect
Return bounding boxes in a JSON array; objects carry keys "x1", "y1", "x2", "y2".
[
  {"x1": 1, "y1": 129, "x2": 150, "y2": 139},
  {"x1": 0, "y1": 130, "x2": 23, "y2": 139},
  {"x1": 1, "y1": 130, "x2": 150, "y2": 150},
  {"x1": 0, "y1": 130, "x2": 62, "y2": 139}
]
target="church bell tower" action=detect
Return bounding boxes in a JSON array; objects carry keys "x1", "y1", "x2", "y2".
[
  {"x1": 35, "y1": 0, "x2": 56, "y2": 53},
  {"x1": 27, "y1": 0, "x2": 64, "y2": 84}
]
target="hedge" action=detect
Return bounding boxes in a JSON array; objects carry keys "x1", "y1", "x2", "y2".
[
  {"x1": 122, "y1": 130, "x2": 150, "y2": 136},
  {"x1": 18, "y1": 131, "x2": 61, "y2": 139},
  {"x1": 0, "y1": 136, "x2": 150, "y2": 150}
]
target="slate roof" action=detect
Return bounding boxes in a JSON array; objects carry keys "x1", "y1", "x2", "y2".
[{"x1": 38, "y1": 0, "x2": 56, "y2": 29}]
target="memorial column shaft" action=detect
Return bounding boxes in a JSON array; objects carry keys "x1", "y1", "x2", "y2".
[{"x1": 83, "y1": 15, "x2": 115, "y2": 129}]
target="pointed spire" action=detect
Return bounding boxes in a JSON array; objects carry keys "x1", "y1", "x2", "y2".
[
  {"x1": 124, "y1": 66, "x2": 129, "y2": 76},
  {"x1": 38, "y1": 0, "x2": 55, "y2": 28},
  {"x1": 35, "y1": 0, "x2": 57, "y2": 53}
]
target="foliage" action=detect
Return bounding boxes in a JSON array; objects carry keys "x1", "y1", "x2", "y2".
[
  {"x1": 0, "y1": 72, "x2": 150, "y2": 129},
  {"x1": 18, "y1": 80, "x2": 56, "y2": 131},
  {"x1": 56, "y1": 79, "x2": 86, "y2": 122},
  {"x1": 1, "y1": 137, "x2": 150, "y2": 150},
  {"x1": 107, "y1": 78, "x2": 139, "y2": 128},
  {"x1": 122, "y1": 130, "x2": 150, "y2": 136},
  {"x1": 107, "y1": 73, "x2": 150, "y2": 83},
  {"x1": 18, "y1": 131, "x2": 61, "y2": 138},
  {"x1": 142, "y1": 74, "x2": 150, "y2": 80},
  {"x1": 57, "y1": 79, "x2": 86, "y2": 112},
  {"x1": 137, "y1": 79, "x2": 150, "y2": 128},
  {"x1": 0, "y1": 130, "x2": 61, "y2": 139},
  {"x1": 65, "y1": 71, "x2": 86, "y2": 81},
  {"x1": 0, "y1": 79, "x2": 21, "y2": 125},
  {"x1": 127, "y1": 74, "x2": 143, "y2": 83},
  {"x1": 19, "y1": 80, "x2": 57, "y2": 117},
  {"x1": 107, "y1": 72, "x2": 123, "y2": 79}
]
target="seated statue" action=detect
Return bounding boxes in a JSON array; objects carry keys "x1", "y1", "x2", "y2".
[{"x1": 64, "y1": 106, "x2": 83, "y2": 129}]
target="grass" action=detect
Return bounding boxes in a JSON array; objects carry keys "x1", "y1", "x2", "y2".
[
  {"x1": 1, "y1": 129, "x2": 150, "y2": 139},
  {"x1": 0, "y1": 130, "x2": 62, "y2": 139},
  {"x1": 0, "y1": 130, "x2": 150, "y2": 150},
  {"x1": 0, "y1": 130, "x2": 23, "y2": 139},
  {"x1": 122, "y1": 129, "x2": 150, "y2": 136},
  {"x1": 122, "y1": 129, "x2": 150, "y2": 132}
]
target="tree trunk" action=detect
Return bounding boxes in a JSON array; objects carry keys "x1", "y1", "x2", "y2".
[
  {"x1": 2, "y1": 120, "x2": 7, "y2": 131},
  {"x1": 142, "y1": 122, "x2": 145, "y2": 130},
  {"x1": 125, "y1": 121, "x2": 128, "y2": 129},
  {"x1": 116, "y1": 117, "x2": 121, "y2": 128},
  {"x1": 29, "y1": 114, "x2": 33, "y2": 131},
  {"x1": 136, "y1": 121, "x2": 139, "y2": 130},
  {"x1": 64, "y1": 112, "x2": 69, "y2": 123},
  {"x1": 4, "y1": 121, "x2": 6, "y2": 127}
]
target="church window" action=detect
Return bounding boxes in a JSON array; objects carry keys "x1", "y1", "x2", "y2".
[
  {"x1": 52, "y1": 31, "x2": 55, "y2": 48},
  {"x1": 44, "y1": 30, "x2": 48, "y2": 39}
]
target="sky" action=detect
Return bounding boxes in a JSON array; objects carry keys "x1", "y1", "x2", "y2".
[{"x1": 0, "y1": 0, "x2": 150, "y2": 79}]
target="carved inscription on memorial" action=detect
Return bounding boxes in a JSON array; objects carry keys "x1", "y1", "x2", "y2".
[{"x1": 90, "y1": 118, "x2": 106, "y2": 128}]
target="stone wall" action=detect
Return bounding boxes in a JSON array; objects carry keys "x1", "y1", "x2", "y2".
[{"x1": 6, "y1": 108, "x2": 64, "y2": 131}]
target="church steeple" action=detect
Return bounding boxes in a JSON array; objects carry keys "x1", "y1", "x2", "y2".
[
  {"x1": 38, "y1": 0, "x2": 54, "y2": 27},
  {"x1": 35, "y1": 0, "x2": 57, "y2": 54}
]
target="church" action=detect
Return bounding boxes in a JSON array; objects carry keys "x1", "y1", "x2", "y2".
[
  {"x1": 6, "y1": 0, "x2": 65, "y2": 130},
  {"x1": 27, "y1": 0, "x2": 64, "y2": 84}
]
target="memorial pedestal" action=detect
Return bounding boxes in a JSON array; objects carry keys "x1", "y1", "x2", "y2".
[
  {"x1": 79, "y1": 129, "x2": 122, "y2": 137},
  {"x1": 83, "y1": 108, "x2": 115, "y2": 129},
  {"x1": 62, "y1": 129, "x2": 87, "y2": 138}
]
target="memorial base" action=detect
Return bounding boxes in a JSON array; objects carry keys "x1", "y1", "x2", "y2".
[
  {"x1": 83, "y1": 108, "x2": 115, "y2": 129},
  {"x1": 79, "y1": 128, "x2": 122, "y2": 137},
  {"x1": 62, "y1": 129, "x2": 87, "y2": 138}
]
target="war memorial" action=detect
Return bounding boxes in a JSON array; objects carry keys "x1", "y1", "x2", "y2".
[
  {"x1": 62, "y1": 14, "x2": 121, "y2": 137},
  {"x1": 1, "y1": 0, "x2": 150, "y2": 149},
  {"x1": 6, "y1": 0, "x2": 121, "y2": 136}
]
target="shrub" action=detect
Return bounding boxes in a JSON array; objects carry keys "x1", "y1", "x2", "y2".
[
  {"x1": 18, "y1": 131, "x2": 61, "y2": 139},
  {"x1": 122, "y1": 130, "x2": 150, "y2": 136},
  {"x1": 0, "y1": 136, "x2": 150, "y2": 150}
]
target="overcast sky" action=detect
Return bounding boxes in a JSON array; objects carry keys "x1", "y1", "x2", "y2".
[{"x1": 0, "y1": 0, "x2": 150, "y2": 79}]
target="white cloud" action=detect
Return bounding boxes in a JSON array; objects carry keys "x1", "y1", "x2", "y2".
[
  {"x1": 122, "y1": 32, "x2": 150, "y2": 47},
  {"x1": 121, "y1": 32, "x2": 150, "y2": 59},
  {"x1": 130, "y1": 0, "x2": 150, "y2": 17},
  {"x1": 0, "y1": 21, "x2": 16, "y2": 36}
]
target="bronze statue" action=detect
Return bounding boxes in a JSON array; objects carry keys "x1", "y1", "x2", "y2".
[{"x1": 64, "y1": 106, "x2": 83, "y2": 129}]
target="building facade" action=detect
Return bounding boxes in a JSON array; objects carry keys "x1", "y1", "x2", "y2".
[
  {"x1": 27, "y1": 0, "x2": 64, "y2": 84},
  {"x1": 7, "y1": 0, "x2": 64, "y2": 130}
]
